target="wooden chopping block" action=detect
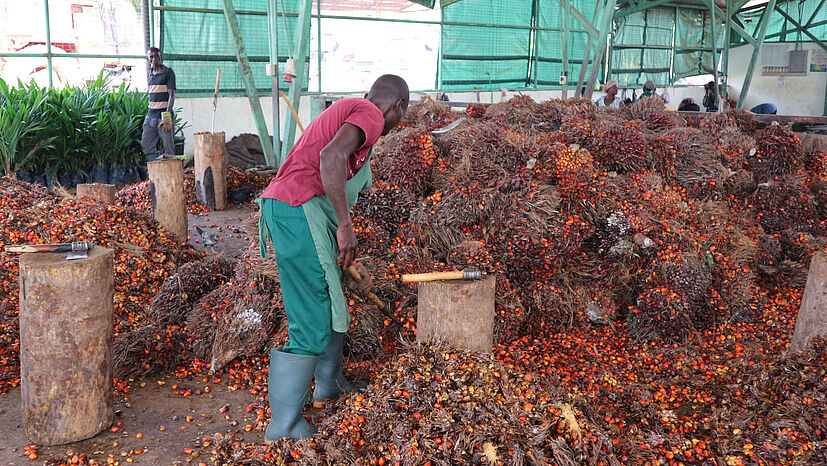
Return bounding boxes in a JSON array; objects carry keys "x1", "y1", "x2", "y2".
[
  {"x1": 415, "y1": 275, "x2": 495, "y2": 353},
  {"x1": 19, "y1": 247, "x2": 114, "y2": 445},
  {"x1": 786, "y1": 250, "x2": 827, "y2": 356}
]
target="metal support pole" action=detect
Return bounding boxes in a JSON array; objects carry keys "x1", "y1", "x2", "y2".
[
  {"x1": 722, "y1": 0, "x2": 731, "y2": 105},
  {"x1": 317, "y1": 0, "x2": 322, "y2": 93},
  {"x1": 773, "y1": 5, "x2": 827, "y2": 52},
  {"x1": 222, "y1": 0, "x2": 277, "y2": 166},
  {"x1": 142, "y1": 0, "x2": 150, "y2": 52},
  {"x1": 149, "y1": 0, "x2": 155, "y2": 47},
  {"x1": 281, "y1": 0, "x2": 313, "y2": 161},
  {"x1": 267, "y1": 0, "x2": 281, "y2": 159},
  {"x1": 738, "y1": 0, "x2": 777, "y2": 110},
  {"x1": 806, "y1": 0, "x2": 826, "y2": 27},
  {"x1": 708, "y1": 0, "x2": 720, "y2": 112},
  {"x1": 44, "y1": 0, "x2": 53, "y2": 87},
  {"x1": 561, "y1": 0, "x2": 570, "y2": 99},
  {"x1": 576, "y1": 0, "x2": 602, "y2": 97},
  {"x1": 585, "y1": 0, "x2": 617, "y2": 100}
]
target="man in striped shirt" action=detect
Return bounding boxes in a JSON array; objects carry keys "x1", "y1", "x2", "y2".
[{"x1": 141, "y1": 47, "x2": 176, "y2": 160}]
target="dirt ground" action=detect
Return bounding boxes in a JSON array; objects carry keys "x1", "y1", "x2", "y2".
[
  {"x1": 187, "y1": 205, "x2": 256, "y2": 257},
  {"x1": 0, "y1": 374, "x2": 266, "y2": 464}
]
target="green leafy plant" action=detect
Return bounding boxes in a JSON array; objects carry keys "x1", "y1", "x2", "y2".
[
  {"x1": 0, "y1": 79, "x2": 55, "y2": 176},
  {"x1": 0, "y1": 71, "x2": 148, "y2": 181}
]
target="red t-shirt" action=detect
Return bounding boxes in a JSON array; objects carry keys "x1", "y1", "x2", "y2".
[{"x1": 262, "y1": 98, "x2": 385, "y2": 206}]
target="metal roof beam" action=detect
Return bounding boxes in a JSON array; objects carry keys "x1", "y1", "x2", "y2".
[
  {"x1": 773, "y1": 4, "x2": 827, "y2": 51},
  {"x1": 551, "y1": 0, "x2": 599, "y2": 37},
  {"x1": 614, "y1": 0, "x2": 673, "y2": 18}
]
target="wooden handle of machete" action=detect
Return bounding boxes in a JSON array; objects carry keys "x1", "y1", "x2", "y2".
[
  {"x1": 402, "y1": 271, "x2": 465, "y2": 283},
  {"x1": 214, "y1": 69, "x2": 221, "y2": 102},
  {"x1": 345, "y1": 266, "x2": 385, "y2": 308},
  {"x1": 5, "y1": 244, "x2": 72, "y2": 253}
]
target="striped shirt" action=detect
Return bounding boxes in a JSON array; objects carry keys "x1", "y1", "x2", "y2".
[{"x1": 147, "y1": 66, "x2": 176, "y2": 117}]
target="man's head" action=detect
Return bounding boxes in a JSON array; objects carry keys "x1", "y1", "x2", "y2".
[
  {"x1": 604, "y1": 80, "x2": 618, "y2": 97},
  {"x1": 643, "y1": 80, "x2": 656, "y2": 92},
  {"x1": 365, "y1": 75, "x2": 409, "y2": 135},
  {"x1": 148, "y1": 47, "x2": 162, "y2": 70}
]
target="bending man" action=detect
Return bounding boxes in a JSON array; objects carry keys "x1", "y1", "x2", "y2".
[{"x1": 257, "y1": 75, "x2": 409, "y2": 441}]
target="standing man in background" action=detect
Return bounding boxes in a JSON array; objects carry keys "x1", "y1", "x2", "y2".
[{"x1": 142, "y1": 47, "x2": 176, "y2": 161}]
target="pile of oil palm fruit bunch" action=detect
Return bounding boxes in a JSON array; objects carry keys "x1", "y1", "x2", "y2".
[
  {"x1": 115, "y1": 166, "x2": 272, "y2": 214},
  {"x1": 210, "y1": 96, "x2": 825, "y2": 464},
  {"x1": 0, "y1": 177, "x2": 201, "y2": 394},
  {"x1": 2, "y1": 93, "x2": 826, "y2": 465}
]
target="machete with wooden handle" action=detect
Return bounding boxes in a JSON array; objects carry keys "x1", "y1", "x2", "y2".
[
  {"x1": 5, "y1": 241, "x2": 94, "y2": 260},
  {"x1": 345, "y1": 266, "x2": 385, "y2": 308},
  {"x1": 402, "y1": 269, "x2": 482, "y2": 283}
]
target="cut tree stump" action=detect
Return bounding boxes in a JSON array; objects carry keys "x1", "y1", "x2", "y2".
[
  {"x1": 19, "y1": 247, "x2": 114, "y2": 445},
  {"x1": 416, "y1": 275, "x2": 495, "y2": 353},
  {"x1": 194, "y1": 132, "x2": 228, "y2": 210},
  {"x1": 147, "y1": 158, "x2": 188, "y2": 240},
  {"x1": 76, "y1": 183, "x2": 115, "y2": 204},
  {"x1": 787, "y1": 250, "x2": 827, "y2": 356}
]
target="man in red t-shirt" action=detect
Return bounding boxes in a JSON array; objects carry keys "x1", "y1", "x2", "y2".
[{"x1": 258, "y1": 75, "x2": 409, "y2": 441}]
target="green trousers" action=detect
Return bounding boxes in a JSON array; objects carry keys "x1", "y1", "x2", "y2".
[{"x1": 261, "y1": 198, "x2": 332, "y2": 356}]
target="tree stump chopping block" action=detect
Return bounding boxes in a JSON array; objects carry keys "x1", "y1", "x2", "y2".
[
  {"x1": 147, "y1": 158, "x2": 188, "y2": 240},
  {"x1": 787, "y1": 250, "x2": 827, "y2": 356},
  {"x1": 19, "y1": 247, "x2": 114, "y2": 445},
  {"x1": 76, "y1": 183, "x2": 116, "y2": 204},
  {"x1": 416, "y1": 275, "x2": 495, "y2": 353},
  {"x1": 194, "y1": 132, "x2": 228, "y2": 211}
]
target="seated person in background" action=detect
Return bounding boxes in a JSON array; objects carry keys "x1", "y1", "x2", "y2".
[
  {"x1": 623, "y1": 98, "x2": 633, "y2": 107},
  {"x1": 677, "y1": 98, "x2": 700, "y2": 112},
  {"x1": 595, "y1": 80, "x2": 620, "y2": 108},
  {"x1": 750, "y1": 103, "x2": 777, "y2": 114},
  {"x1": 641, "y1": 80, "x2": 656, "y2": 98}
]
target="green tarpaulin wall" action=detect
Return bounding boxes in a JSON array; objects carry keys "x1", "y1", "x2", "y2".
[
  {"x1": 157, "y1": 0, "x2": 825, "y2": 95},
  {"x1": 159, "y1": 0, "x2": 309, "y2": 97},
  {"x1": 735, "y1": 0, "x2": 826, "y2": 45},
  {"x1": 440, "y1": 0, "x2": 599, "y2": 90}
]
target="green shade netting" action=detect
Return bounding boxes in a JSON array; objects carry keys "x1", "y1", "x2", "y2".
[
  {"x1": 612, "y1": 6, "x2": 674, "y2": 87},
  {"x1": 159, "y1": 0, "x2": 309, "y2": 97},
  {"x1": 532, "y1": 0, "x2": 598, "y2": 88},
  {"x1": 440, "y1": 0, "x2": 533, "y2": 89},
  {"x1": 440, "y1": 0, "x2": 599, "y2": 90},
  {"x1": 736, "y1": 0, "x2": 827, "y2": 44},
  {"x1": 673, "y1": 8, "x2": 723, "y2": 80}
]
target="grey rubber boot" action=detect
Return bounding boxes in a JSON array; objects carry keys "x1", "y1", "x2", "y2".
[
  {"x1": 312, "y1": 332, "x2": 362, "y2": 407},
  {"x1": 265, "y1": 349, "x2": 318, "y2": 442}
]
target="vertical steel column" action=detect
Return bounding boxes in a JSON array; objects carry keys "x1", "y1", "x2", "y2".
[
  {"x1": 44, "y1": 0, "x2": 53, "y2": 88},
  {"x1": 722, "y1": 0, "x2": 731, "y2": 104},
  {"x1": 708, "y1": 0, "x2": 720, "y2": 112},
  {"x1": 267, "y1": 0, "x2": 281, "y2": 159},
  {"x1": 585, "y1": 0, "x2": 617, "y2": 100},
  {"x1": 149, "y1": 0, "x2": 155, "y2": 47},
  {"x1": 561, "y1": 0, "x2": 570, "y2": 99},
  {"x1": 281, "y1": 0, "x2": 313, "y2": 161},
  {"x1": 222, "y1": 0, "x2": 277, "y2": 166},
  {"x1": 738, "y1": 0, "x2": 777, "y2": 110},
  {"x1": 576, "y1": 0, "x2": 603, "y2": 97},
  {"x1": 437, "y1": 9, "x2": 444, "y2": 90},
  {"x1": 142, "y1": 0, "x2": 150, "y2": 52},
  {"x1": 317, "y1": 0, "x2": 322, "y2": 93}
]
